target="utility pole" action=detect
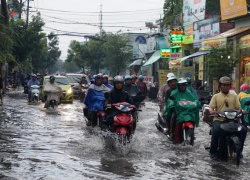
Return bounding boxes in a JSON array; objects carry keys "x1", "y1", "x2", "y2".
[
  {"x1": 19, "y1": 0, "x2": 23, "y2": 19},
  {"x1": 26, "y1": 0, "x2": 30, "y2": 26},
  {"x1": 99, "y1": 4, "x2": 103, "y2": 37}
]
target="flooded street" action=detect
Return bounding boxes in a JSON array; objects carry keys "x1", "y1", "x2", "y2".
[{"x1": 1, "y1": 91, "x2": 250, "y2": 180}]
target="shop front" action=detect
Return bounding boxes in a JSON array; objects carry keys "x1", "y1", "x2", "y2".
[{"x1": 239, "y1": 34, "x2": 250, "y2": 84}]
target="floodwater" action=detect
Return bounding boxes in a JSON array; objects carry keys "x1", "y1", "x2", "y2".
[{"x1": 0, "y1": 91, "x2": 250, "y2": 180}]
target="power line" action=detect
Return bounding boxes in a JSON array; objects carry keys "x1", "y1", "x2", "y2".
[{"x1": 31, "y1": 7, "x2": 162, "y2": 14}]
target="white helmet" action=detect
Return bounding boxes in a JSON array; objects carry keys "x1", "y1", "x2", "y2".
[
  {"x1": 167, "y1": 74, "x2": 177, "y2": 82},
  {"x1": 178, "y1": 77, "x2": 188, "y2": 84},
  {"x1": 167, "y1": 73, "x2": 175, "y2": 78}
]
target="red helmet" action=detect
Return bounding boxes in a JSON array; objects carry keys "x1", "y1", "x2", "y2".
[{"x1": 240, "y1": 83, "x2": 250, "y2": 91}]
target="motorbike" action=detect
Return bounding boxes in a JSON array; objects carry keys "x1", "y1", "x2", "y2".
[
  {"x1": 45, "y1": 90, "x2": 61, "y2": 113},
  {"x1": 213, "y1": 110, "x2": 244, "y2": 166},
  {"x1": 29, "y1": 85, "x2": 40, "y2": 104},
  {"x1": 156, "y1": 99, "x2": 198, "y2": 146},
  {"x1": 104, "y1": 102, "x2": 136, "y2": 145}
]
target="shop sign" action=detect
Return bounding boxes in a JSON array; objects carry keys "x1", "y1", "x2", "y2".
[
  {"x1": 183, "y1": 25, "x2": 193, "y2": 44},
  {"x1": 201, "y1": 38, "x2": 227, "y2": 50},
  {"x1": 183, "y1": 0, "x2": 206, "y2": 26},
  {"x1": 220, "y1": 0, "x2": 247, "y2": 21},
  {"x1": 147, "y1": 36, "x2": 156, "y2": 52},
  {"x1": 193, "y1": 16, "x2": 220, "y2": 48},
  {"x1": 171, "y1": 53, "x2": 182, "y2": 60},
  {"x1": 240, "y1": 34, "x2": 250, "y2": 49}
]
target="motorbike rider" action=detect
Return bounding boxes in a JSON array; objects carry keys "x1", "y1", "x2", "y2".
[
  {"x1": 166, "y1": 78, "x2": 200, "y2": 143},
  {"x1": 44, "y1": 75, "x2": 62, "y2": 108},
  {"x1": 162, "y1": 74, "x2": 177, "y2": 135},
  {"x1": 238, "y1": 83, "x2": 250, "y2": 127},
  {"x1": 105, "y1": 75, "x2": 134, "y2": 128},
  {"x1": 83, "y1": 74, "x2": 110, "y2": 126},
  {"x1": 158, "y1": 73, "x2": 176, "y2": 112},
  {"x1": 103, "y1": 75, "x2": 113, "y2": 90},
  {"x1": 27, "y1": 74, "x2": 40, "y2": 102},
  {"x1": 79, "y1": 75, "x2": 88, "y2": 86},
  {"x1": 131, "y1": 74, "x2": 138, "y2": 85},
  {"x1": 136, "y1": 75, "x2": 148, "y2": 98},
  {"x1": 123, "y1": 75, "x2": 144, "y2": 108},
  {"x1": 209, "y1": 76, "x2": 247, "y2": 159}
]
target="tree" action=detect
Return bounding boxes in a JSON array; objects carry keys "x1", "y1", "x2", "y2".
[
  {"x1": 103, "y1": 34, "x2": 131, "y2": 75},
  {"x1": 163, "y1": 0, "x2": 183, "y2": 27},
  {"x1": 46, "y1": 33, "x2": 61, "y2": 73},
  {"x1": 206, "y1": 45, "x2": 239, "y2": 80}
]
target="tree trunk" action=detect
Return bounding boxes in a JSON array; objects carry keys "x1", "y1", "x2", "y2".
[{"x1": 1, "y1": 0, "x2": 9, "y2": 25}]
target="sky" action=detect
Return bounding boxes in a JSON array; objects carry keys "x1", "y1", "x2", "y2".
[{"x1": 30, "y1": 0, "x2": 165, "y2": 60}]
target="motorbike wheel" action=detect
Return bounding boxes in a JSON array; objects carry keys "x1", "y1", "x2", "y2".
[
  {"x1": 183, "y1": 128, "x2": 194, "y2": 146},
  {"x1": 230, "y1": 136, "x2": 241, "y2": 166}
]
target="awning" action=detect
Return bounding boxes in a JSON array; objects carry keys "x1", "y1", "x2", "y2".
[
  {"x1": 214, "y1": 26, "x2": 250, "y2": 38},
  {"x1": 129, "y1": 59, "x2": 142, "y2": 67},
  {"x1": 180, "y1": 50, "x2": 210, "y2": 62},
  {"x1": 143, "y1": 50, "x2": 161, "y2": 66}
]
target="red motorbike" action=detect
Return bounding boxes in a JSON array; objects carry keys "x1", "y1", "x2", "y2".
[{"x1": 110, "y1": 102, "x2": 136, "y2": 144}]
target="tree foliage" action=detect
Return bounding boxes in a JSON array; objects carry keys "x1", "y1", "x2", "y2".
[
  {"x1": 207, "y1": 45, "x2": 239, "y2": 80},
  {"x1": 66, "y1": 33, "x2": 131, "y2": 75},
  {"x1": 163, "y1": 0, "x2": 183, "y2": 27}
]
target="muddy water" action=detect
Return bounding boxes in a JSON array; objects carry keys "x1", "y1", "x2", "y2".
[{"x1": 0, "y1": 92, "x2": 250, "y2": 179}]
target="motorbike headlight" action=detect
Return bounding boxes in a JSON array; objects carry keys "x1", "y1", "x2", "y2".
[
  {"x1": 225, "y1": 112, "x2": 237, "y2": 120},
  {"x1": 67, "y1": 88, "x2": 72, "y2": 94}
]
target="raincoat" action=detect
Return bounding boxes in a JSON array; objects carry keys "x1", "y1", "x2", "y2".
[
  {"x1": 44, "y1": 82, "x2": 62, "y2": 102},
  {"x1": 239, "y1": 90, "x2": 250, "y2": 124},
  {"x1": 165, "y1": 89, "x2": 200, "y2": 126},
  {"x1": 84, "y1": 84, "x2": 110, "y2": 112}
]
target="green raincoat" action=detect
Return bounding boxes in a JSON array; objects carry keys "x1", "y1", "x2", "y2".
[
  {"x1": 239, "y1": 90, "x2": 250, "y2": 124},
  {"x1": 164, "y1": 89, "x2": 200, "y2": 126}
]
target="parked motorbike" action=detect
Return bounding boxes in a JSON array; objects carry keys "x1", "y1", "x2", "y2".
[{"x1": 29, "y1": 85, "x2": 40, "y2": 104}]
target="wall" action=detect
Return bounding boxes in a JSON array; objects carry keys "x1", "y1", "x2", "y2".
[{"x1": 235, "y1": 16, "x2": 250, "y2": 28}]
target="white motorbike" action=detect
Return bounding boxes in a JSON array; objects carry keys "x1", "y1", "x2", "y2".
[
  {"x1": 29, "y1": 85, "x2": 40, "y2": 104},
  {"x1": 45, "y1": 90, "x2": 61, "y2": 114}
]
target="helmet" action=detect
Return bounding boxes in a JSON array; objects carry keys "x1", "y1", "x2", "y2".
[
  {"x1": 186, "y1": 77, "x2": 191, "y2": 83},
  {"x1": 219, "y1": 76, "x2": 232, "y2": 84},
  {"x1": 125, "y1": 75, "x2": 132, "y2": 81},
  {"x1": 113, "y1": 75, "x2": 124, "y2": 84},
  {"x1": 31, "y1": 73, "x2": 37, "y2": 78},
  {"x1": 138, "y1": 75, "x2": 144, "y2": 80},
  {"x1": 132, "y1": 74, "x2": 137, "y2": 79},
  {"x1": 94, "y1": 74, "x2": 102, "y2": 81},
  {"x1": 240, "y1": 83, "x2": 250, "y2": 91},
  {"x1": 167, "y1": 73, "x2": 175, "y2": 78},
  {"x1": 178, "y1": 78, "x2": 187, "y2": 84},
  {"x1": 49, "y1": 75, "x2": 55, "y2": 81},
  {"x1": 103, "y1": 75, "x2": 109, "y2": 79},
  {"x1": 167, "y1": 74, "x2": 177, "y2": 82}
]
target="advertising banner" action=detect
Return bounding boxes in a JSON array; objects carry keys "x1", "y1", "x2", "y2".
[
  {"x1": 220, "y1": 0, "x2": 248, "y2": 21},
  {"x1": 240, "y1": 34, "x2": 250, "y2": 49},
  {"x1": 183, "y1": 0, "x2": 206, "y2": 26},
  {"x1": 201, "y1": 37, "x2": 227, "y2": 50},
  {"x1": 193, "y1": 16, "x2": 220, "y2": 48},
  {"x1": 183, "y1": 25, "x2": 194, "y2": 44},
  {"x1": 170, "y1": 53, "x2": 182, "y2": 61}
]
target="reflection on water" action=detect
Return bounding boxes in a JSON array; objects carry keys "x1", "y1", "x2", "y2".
[{"x1": 0, "y1": 95, "x2": 250, "y2": 179}]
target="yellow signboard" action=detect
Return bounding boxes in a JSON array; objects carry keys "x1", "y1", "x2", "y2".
[
  {"x1": 183, "y1": 25, "x2": 193, "y2": 44},
  {"x1": 199, "y1": 56, "x2": 204, "y2": 80},
  {"x1": 240, "y1": 34, "x2": 250, "y2": 49},
  {"x1": 220, "y1": 0, "x2": 248, "y2": 20},
  {"x1": 201, "y1": 38, "x2": 227, "y2": 50}
]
